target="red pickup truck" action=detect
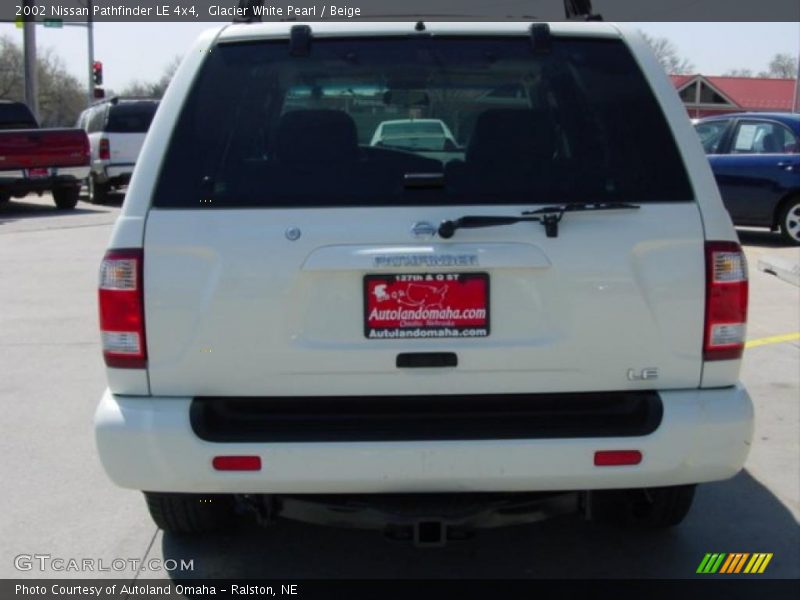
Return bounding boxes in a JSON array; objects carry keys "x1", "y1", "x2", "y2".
[{"x1": 0, "y1": 100, "x2": 90, "y2": 209}]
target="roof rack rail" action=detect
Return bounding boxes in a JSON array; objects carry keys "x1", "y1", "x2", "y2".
[
  {"x1": 563, "y1": 0, "x2": 603, "y2": 20},
  {"x1": 234, "y1": 0, "x2": 264, "y2": 23}
]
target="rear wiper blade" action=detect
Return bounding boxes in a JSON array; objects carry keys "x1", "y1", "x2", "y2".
[
  {"x1": 521, "y1": 202, "x2": 640, "y2": 216},
  {"x1": 438, "y1": 202, "x2": 639, "y2": 239}
]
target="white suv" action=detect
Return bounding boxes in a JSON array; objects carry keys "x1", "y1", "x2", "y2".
[
  {"x1": 77, "y1": 97, "x2": 158, "y2": 204},
  {"x1": 94, "y1": 22, "x2": 753, "y2": 542}
]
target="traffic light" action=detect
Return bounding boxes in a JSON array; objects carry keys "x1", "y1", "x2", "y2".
[{"x1": 92, "y1": 61, "x2": 103, "y2": 86}]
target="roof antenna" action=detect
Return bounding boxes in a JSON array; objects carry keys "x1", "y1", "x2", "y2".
[
  {"x1": 415, "y1": 21, "x2": 426, "y2": 32},
  {"x1": 563, "y1": 0, "x2": 603, "y2": 21}
]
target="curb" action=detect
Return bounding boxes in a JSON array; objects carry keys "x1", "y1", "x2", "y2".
[{"x1": 757, "y1": 255, "x2": 800, "y2": 287}]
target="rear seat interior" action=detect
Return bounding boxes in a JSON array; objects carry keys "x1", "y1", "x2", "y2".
[{"x1": 224, "y1": 108, "x2": 564, "y2": 204}]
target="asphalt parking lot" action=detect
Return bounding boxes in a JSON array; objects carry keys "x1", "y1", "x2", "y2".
[{"x1": 1, "y1": 193, "x2": 798, "y2": 581}]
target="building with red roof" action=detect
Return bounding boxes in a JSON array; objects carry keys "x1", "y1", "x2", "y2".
[{"x1": 670, "y1": 75, "x2": 798, "y2": 118}]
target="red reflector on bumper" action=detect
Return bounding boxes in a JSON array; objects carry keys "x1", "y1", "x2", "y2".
[
  {"x1": 594, "y1": 450, "x2": 642, "y2": 466},
  {"x1": 212, "y1": 456, "x2": 261, "y2": 471}
]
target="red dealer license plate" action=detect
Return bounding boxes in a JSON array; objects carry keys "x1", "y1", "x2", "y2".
[
  {"x1": 26, "y1": 167, "x2": 50, "y2": 179},
  {"x1": 364, "y1": 273, "x2": 490, "y2": 339}
]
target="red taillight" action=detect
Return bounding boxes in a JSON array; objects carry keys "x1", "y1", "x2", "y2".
[
  {"x1": 212, "y1": 456, "x2": 262, "y2": 471},
  {"x1": 704, "y1": 241, "x2": 748, "y2": 361},
  {"x1": 98, "y1": 249, "x2": 146, "y2": 369},
  {"x1": 99, "y1": 138, "x2": 110, "y2": 160},
  {"x1": 594, "y1": 450, "x2": 642, "y2": 466}
]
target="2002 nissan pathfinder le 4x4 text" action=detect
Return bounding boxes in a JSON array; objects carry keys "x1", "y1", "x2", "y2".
[{"x1": 94, "y1": 21, "x2": 753, "y2": 544}]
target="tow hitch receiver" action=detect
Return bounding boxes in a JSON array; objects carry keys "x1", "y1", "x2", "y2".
[
  {"x1": 415, "y1": 521, "x2": 446, "y2": 547},
  {"x1": 249, "y1": 492, "x2": 580, "y2": 547}
]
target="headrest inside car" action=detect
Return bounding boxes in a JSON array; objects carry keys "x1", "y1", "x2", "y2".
[
  {"x1": 467, "y1": 109, "x2": 556, "y2": 165},
  {"x1": 275, "y1": 110, "x2": 359, "y2": 163}
]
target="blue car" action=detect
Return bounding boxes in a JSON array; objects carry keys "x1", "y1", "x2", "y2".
[{"x1": 695, "y1": 112, "x2": 800, "y2": 244}]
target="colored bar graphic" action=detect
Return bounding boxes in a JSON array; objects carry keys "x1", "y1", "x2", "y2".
[
  {"x1": 704, "y1": 552, "x2": 774, "y2": 574},
  {"x1": 733, "y1": 553, "x2": 750, "y2": 573},
  {"x1": 744, "y1": 554, "x2": 760, "y2": 574},
  {"x1": 719, "y1": 554, "x2": 736, "y2": 574},
  {"x1": 697, "y1": 553, "x2": 728, "y2": 574},
  {"x1": 697, "y1": 554, "x2": 714, "y2": 573},
  {"x1": 710, "y1": 554, "x2": 726, "y2": 573},
  {"x1": 758, "y1": 554, "x2": 773, "y2": 573}
]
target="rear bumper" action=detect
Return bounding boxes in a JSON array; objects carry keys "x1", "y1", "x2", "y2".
[
  {"x1": 93, "y1": 162, "x2": 134, "y2": 183},
  {"x1": 0, "y1": 166, "x2": 89, "y2": 194},
  {"x1": 94, "y1": 385, "x2": 753, "y2": 494}
]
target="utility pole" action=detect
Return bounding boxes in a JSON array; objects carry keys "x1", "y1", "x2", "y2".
[
  {"x1": 22, "y1": 0, "x2": 38, "y2": 120},
  {"x1": 794, "y1": 41, "x2": 800, "y2": 113},
  {"x1": 87, "y1": 0, "x2": 95, "y2": 104}
]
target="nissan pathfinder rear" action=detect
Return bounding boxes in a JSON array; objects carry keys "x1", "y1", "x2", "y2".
[{"x1": 94, "y1": 21, "x2": 753, "y2": 541}]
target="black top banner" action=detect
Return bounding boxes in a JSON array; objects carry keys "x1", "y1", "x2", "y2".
[{"x1": 4, "y1": 0, "x2": 800, "y2": 23}]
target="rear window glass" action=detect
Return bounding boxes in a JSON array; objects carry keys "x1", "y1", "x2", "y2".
[
  {"x1": 0, "y1": 102, "x2": 37, "y2": 130},
  {"x1": 153, "y1": 37, "x2": 693, "y2": 208},
  {"x1": 383, "y1": 122, "x2": 444, "y2": 136},
  {"x1": 106, "y1": 103, "x2": 158, "y2": 133},
  {"x1": 695, "y1": 120, "x2": 729, "y2": 154}
]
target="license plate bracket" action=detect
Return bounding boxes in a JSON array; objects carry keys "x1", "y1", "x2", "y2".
[
  {"x1": 26, "y1": 167, "x2": 50, "y2": 179},
  {"x1": 364, "y1": 272, "x2": 490, "y2": 339}
]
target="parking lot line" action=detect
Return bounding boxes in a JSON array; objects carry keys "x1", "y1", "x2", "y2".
[{"x1": 745, "y1": 332, "x2": 800, "y2": 349}]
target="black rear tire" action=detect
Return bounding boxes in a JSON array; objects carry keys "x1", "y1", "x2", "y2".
[
  {"x1": 591, "y1": 484, "x2": 696, "y2": 529},
  {"x1": 53, "y1": 186, "x2": 79, "y2": 210},
  {"x1": 0, "y1": 192, "x2": 9, "y2": 204},
  {"x1": 778, "y1": 197, "x2": 800, "y2": 245},
  {"x1": 144, "y1": 492, "x2": 236, "y2": 534},
  {"x1": 88, "y1": 175, "x2": 110, "y2": 205}
]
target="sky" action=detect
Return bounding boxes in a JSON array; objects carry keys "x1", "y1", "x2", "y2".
[{"x1": 0, "y1": 21, "x2": 798, "y2": 92}]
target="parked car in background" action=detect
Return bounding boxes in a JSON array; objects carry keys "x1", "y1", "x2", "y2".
[
  {"x1": 0, "y1": 100, "x2": 90, "y2": 210},
  {"x1": 76, "y1": 97, "x2": 159, "y2": 204},
  {"x1": 370, "y1": 118, "x2": 459, "y2": 151},
  {"x1": 694, "y1": 112, "x2": 800, "y2": 244}
]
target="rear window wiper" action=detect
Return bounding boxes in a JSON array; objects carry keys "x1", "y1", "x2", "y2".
[{"x1": 438, "y1": 203, "x2": 640, "y2": 239}]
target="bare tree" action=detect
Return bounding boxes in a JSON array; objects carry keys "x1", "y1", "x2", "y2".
[
  {"x1": 723, "y1": 68, "x2": 754, "y2": 77},
  {"x1": 0, "y1": 37, "x2": 24, "y2": 99},
  {"x1": 0, "y1": 35, "x2": 85, "y2": 127},
  {"x1": 639, "y1": 31, "x2": 695, "y2": 75},
  {"x1": 119, "y1": 56, "x2": 182, "y2": 99},
  {"x1": 758, "y1": 53, "x2": 798, "y2": 79},
  {"x1": 36, "y1": 48, "x2": 86, "y2": 127}
]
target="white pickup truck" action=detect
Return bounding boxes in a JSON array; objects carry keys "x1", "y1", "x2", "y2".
[{"x1": 94, "y1": 21, "x2": 753, "y2": 544}]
